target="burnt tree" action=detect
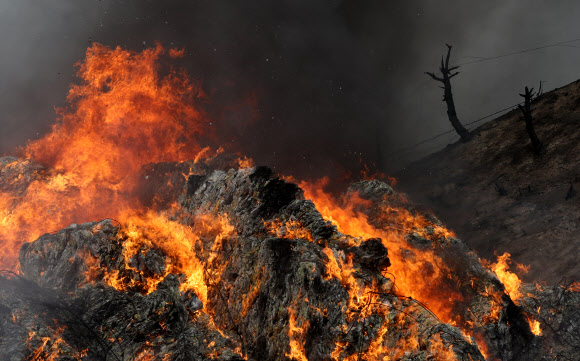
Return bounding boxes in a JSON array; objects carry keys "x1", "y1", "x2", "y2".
[
  {"x1": 518, "y1": 86, "x2": 544, "y2": 155},
  {"x1": 425, "y1": 44, "x2": 472, "y2": 142}
]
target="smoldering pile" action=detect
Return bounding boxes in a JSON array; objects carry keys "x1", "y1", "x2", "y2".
[{"x1": 0, "y1": 156, "x2": 579, "y2": 361}]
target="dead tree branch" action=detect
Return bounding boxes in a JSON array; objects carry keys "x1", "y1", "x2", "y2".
[
  {"x1": 425, "y1": 44, "x2": 472, "y2": 142},
  {"x1": 518, "y1": 86, "x2": 545, "y2": 155}
]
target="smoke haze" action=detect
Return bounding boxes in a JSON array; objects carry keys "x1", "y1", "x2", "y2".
[{"x1": 1, "y1": 0, "x2": 580, "y2": 177}]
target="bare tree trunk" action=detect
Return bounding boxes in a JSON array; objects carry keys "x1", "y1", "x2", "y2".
[
  {"x1": 425, "y1": 44, "x2": 472, "y2": 142},
  {"x1": 443, "y1": 75, "x2": 471, "y2": 141},
  {"x1": 518, "y1": 86, "x2": 544, "y2": 155}
]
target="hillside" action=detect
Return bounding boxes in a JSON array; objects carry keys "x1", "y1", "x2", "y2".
[{"x1": 397, "y1": 79, "x2": 580, "y2": 284}]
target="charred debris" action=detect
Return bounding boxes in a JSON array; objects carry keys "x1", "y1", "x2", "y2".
[{"x1": 0, "y1": 155, "x2": 579, "y2": 361}]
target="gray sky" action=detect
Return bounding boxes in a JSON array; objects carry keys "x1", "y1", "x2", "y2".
[{"x1": 1, "y1": 0, "x2": 580, "y2": 177}]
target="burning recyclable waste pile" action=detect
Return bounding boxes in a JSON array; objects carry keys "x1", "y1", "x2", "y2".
[{"x1": 0, "y1": 44, "x2": 579, "y2": 361}]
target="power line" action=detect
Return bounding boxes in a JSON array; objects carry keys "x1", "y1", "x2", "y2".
[
  {"x1": 392, "y1": 129, "x2": 456, "y2": 155},
  {"x1": 401, "y1": 37, "x2": 579, "y2": 125},
  {"x1": 556, "y1": 44, "x2": 580, "y2": 49},
  {"x1": 386, "y1": 102, "x2": 520, "y2": 160},
  {"x1": 387, "y1": 36, "x2": 580, "y2": 162},
  {"x1": 464, "y1": 102, "x2": 519, "y2": 127},
  {"x1": 398, "y1": 134, "x2": 460, "y2": 161},
  {"x1": 455, "y1": 37, "x2": 580, "y2": 66}
]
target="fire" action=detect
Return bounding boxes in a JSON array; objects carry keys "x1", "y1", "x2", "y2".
[
  {"x1": 293, "y1": 177, "x2": 377, "y2": 242},
  {"x1": 237, "y1": 155, "x2": 255, "y2": 169},
  {"x1": 488, "y1": 252, "x2": 545, "y2": 337},
  {"x1": 489, "y1": 253, "x2": 524, "y2": 301},
  {"x1": 526, "y1": 306, "x2": 542, "y2": 336},
  {"x1": 302, "y1": 182, "x2": 547, "y2": 356},
  {"x1": 27, "y1": 327, "x2": 85, "y2": 361},
  {"x1": 297, "y1": 177, "x2": 463, "y2": 326},
  {"x1": 84, "y1": 210, "x2": 234, "y2": 305},
  {"x1": 286, "y1": 306, "x2": 309, "y2": 361},
  {"x1": 0, "y1": 43, "x2": 212, "y2": 269},
  {"x1": 265, "y1": 178, "x2": 463, "y2": 359},
  {"x1": 1, "y1": 44, "x2": 247, "y2": 358},
  {"x1": 0, "y1": 42, "x2": 551, "y2": 360},
  {"x1": 527, "y1": 316, "x2": 542, "y2": 336},
  {"x1": 265, "y1": 219, "x2": 314, "y2": 243},
  {"x1": 427, "y1": 334, "x2": 457, "y2": 360},
  {"x1": 135, "y1": 349, "x2": 156, "y2": 361}
]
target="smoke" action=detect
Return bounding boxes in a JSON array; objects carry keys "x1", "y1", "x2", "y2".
[
  {"x1": 0, "y1": 1, "x2": 100, "y2": 150},
  {"x1": 2, "y1": 0, "x2": 580, "y2": 178}
]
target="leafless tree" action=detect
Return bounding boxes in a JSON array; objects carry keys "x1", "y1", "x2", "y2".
[
  {"x1": 518, "y1": 86, "x2": 544, "y2": 155},
  {"x1": 425, "y1": 44, "x2": 472, "y2": 142},
  {"x1": 536, "y1": 80, "x2": 546, "y2": 98}
]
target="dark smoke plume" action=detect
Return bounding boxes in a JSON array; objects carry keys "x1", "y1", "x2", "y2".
[{"x1": 1, "y1": 0, "x2": 580, "y2": 178}]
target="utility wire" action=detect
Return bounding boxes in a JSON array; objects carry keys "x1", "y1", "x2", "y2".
[
  {"x1": 413, "y1": 37, "x2": 580, "y2": 89},
  {"x1": 556, "y1": 44, "x2": 580, "y2": 49},
  {"x1": 454, "y1": 37, "x2": 580, "y2": 66},
  {"x1": 387, "y1": 102, "x2": 521, "y2": 161},
  {"x1": 387, "y1": 36, "x2": 580, "y2": 162},
  {"x1": 465, "y1": 102, "x2": 520, "y2": 127}
]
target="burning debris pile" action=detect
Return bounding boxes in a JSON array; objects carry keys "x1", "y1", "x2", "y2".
[
  {"x1": 0, "y1": 43, "x2": 579, "y2": 360},
  {"x1": 0, "y1": 156, "x2": 578, "y2": 360}
]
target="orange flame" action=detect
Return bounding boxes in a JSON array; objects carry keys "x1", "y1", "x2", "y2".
[
  {"x1": 0, "y1": 43, "x2": 213, "y2": 269},
  {"x1": 286, "y1": 306, "x2": 309, "y2": 361},
  {"x1": 527, "y1": 316, "x2": 542, "y2": 336},
  {"x1": 525, "y1": 306, "x2": 542, "y2": 336},
  {"x1": 264, "y1": 219, "x2": 314, "y2": 243},
  {"x1": 27, "y1": 327, "x2": 85, "y2": 361},
  {"x1": 488, "y1": 252, "x2": 544, "y2": 337},
  {"x1": 84, "y1": 210, "x2": 234, "y2": 305},
  {"x1": 265, "y1": 177, "x2": 464, "y2": 359},
  {"x1": 489, "y1": 253, "x2": 525, "y2": 302},
  {"x1": 296, "y1": 177, "x2": 462, "y2": 326}
]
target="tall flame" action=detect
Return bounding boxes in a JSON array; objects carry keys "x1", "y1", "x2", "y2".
[
  {"x1": 0, "y1": 43, "x2": 211, "y2": 269},
  {"x1": 489, "y1": 252, "x2": 542, "y2": 336},
  {"x1": 489, "y1": 252, "x2": 524, "y2": 301}
]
